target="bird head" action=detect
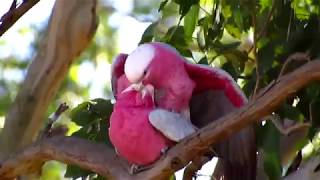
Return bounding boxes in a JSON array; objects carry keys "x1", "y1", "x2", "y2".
[{"x1": 124, "y1": 42, "x2": 185, "y2": 86}]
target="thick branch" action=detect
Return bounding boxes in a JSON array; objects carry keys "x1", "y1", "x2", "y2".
[
  {"x1": 136, "y1": 60, "x2": 320, "y2": 179},
  {"x1": 0, "y1": 136, "x2": 129, "y2": 180},
  {"x1": 0, "y1": 0, "x2": 98, "y2": 158},
  {"x1": 0, "y1": 0, "x2": 41, "y2": 36},
  {"x1": 0, "y1": 60, "x2": 319, "y2": 179}
]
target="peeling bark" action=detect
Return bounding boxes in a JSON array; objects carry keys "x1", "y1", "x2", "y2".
[{"x1": 0, "y1": 0, "x2": 98, "y2": 158}]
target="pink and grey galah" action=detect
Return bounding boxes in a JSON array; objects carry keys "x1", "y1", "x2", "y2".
[
  {"x1": 111, "y1": 42, "x2": 257, "y2": 180},
  {"x1": 109, "y1": 68, "x2": 196, "y2": 165}
]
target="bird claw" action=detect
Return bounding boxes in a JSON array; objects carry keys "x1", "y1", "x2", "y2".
[
  {"x1": 161, "y1": 146, "x2": 169, "y2": 154},
  {"x1": 129, "y1": 164, "x2": 154, "y2": 174}
]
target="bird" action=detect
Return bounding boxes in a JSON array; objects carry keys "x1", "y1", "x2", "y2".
[
  {"x1": 109, "y1": 82, "x2": 196, "y2": 167},
  {"x1": 112, "y1": 42, "x2": 257, "y2": 180}
]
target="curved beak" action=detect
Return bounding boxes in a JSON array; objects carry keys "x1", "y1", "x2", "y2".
[
  {"x1": 122, "y1": 82, "x2": 144, "y2": 93},
  {"x1": 121, "y1": 82, "x2": 155, "y2": 102}
]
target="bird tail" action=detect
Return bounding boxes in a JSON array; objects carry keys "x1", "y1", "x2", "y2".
[
  {"x1": 223, "y1": 159, "x2": 256, "y2": 180},
  {"x1": 213, "y1": 126, "x2": 257, "y2": 180}
]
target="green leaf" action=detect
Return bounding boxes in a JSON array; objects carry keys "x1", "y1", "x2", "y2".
[
  {"x1": 162, "y1": 26, "x2": 193, "y2": 57},
  {"x1": 70, "y1": 102, "x2": 94, "y2": 126},
  {"x1": 69, "y1": 98, "x2": 113, "y2": 146},
  {"x1": 198, "y1": 56, "x2": 208, "y2": 65},
  {"x1": 258, "y1": 42, "x2": 276, "y2": 74},
  {"x1": 279, "y1": 103, "x2": 304, "y2": 122},
  {"x1": 174, "y1": 0, "x2": 199, "y2": 17},
  {"x1": 261, "y1": 121, "x2": 282, "y2": 180},
  {"x1": 70, "y1": 99, "x2": 113, "y2": 126},
  {"x1": 139, "y1": 22, "x2": 158, "y2": 44},
  {"x1": 310, "y1": 100, "x2": 320, "y2": 128},
  {"x1": 214, "y1": 41, "x2": 241, "y2": 53},
  {"x1": 163, "y1": 26, "x2": 187, "y2": 45},
  {"x1": 65, "y1": 164, "x2": 93, "y2": 178},
  {"x1": 222, "y1": 61, "x2": 238, "y2": 80},
  {"x1": 259, "y1": 0, "x2": 273, "y2": 11},
  {"x1": 306, "y1": 83, "x2": 320, "y2": 99},
  {"x1": 169, "y1": 174, "x2": 176, "y2": 180},
  {"x1": 225, "y1": 24, "x2": 242, "y2": 38},
  {"x1": 66, "y1": 99, "x2": 114, "y2": 178},
  {"x1": 92, "y1": 175, "x2": 106, "y2": 180},
  {"x1": 184, "y1": 5, "x2": 199, "y2": 42},
  {"x1": 0, "y1": 92, "x2": 11, "y2": 116},
  {"x1": 90, "y1": 98, "x2": 113, "y2": 117},
  {"x1": 234, "y1": 9, "x2": 244, "y2": 31},
  {"x1": 158, "y1": 0, "x2": 169, "y2": 12}
]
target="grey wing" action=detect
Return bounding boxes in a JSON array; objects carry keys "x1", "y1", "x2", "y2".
[
  {"x1": 149, "y1": 109, "x2": 197, "y2": 142},
  {"x1": 190, "y1": 90, "x2": 256, "y2": 180}
]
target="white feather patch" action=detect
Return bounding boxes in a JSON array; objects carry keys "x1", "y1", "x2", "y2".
[
  {"x1": 149, "y1": 109, "x2": 197, "y2": 142},
  {"x1": 124, "y1": 44, "x2": 155, "y2": 83}
]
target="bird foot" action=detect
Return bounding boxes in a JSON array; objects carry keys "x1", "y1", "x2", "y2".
[
  {"x1": 161, "y1": 146, "x2": 169, "y2": 154},
  {"x1": 130, "y1": 164, "x2": 154, "y2": 174}
]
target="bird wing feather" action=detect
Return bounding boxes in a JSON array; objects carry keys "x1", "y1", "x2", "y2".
[{"x1": 149, "y1": 109, "x2": 197, "y2": 142}]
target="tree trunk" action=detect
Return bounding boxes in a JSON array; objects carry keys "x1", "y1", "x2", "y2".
[{"x1": 0, "y1": 0, "x2": 98, "y2": 159}]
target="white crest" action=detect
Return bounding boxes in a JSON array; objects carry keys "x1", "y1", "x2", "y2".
[{"x1": 124, "y1": 44, "x2": 155, "y2": 83}]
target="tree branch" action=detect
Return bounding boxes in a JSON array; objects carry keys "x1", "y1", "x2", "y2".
[
  {"x1": 0, "y1": 0, "x2": 41, "y2": 36},
  {"x1": 0, "y1": 60, "x2": 319, "y2": 179},
  {"x1": 0, "y1": 136, "x2": 130, "y2": 180},
  {"x1": 0, "y1": 0, "x2": 98, "y2": 158},
  {"x1": 136, "y1": 60, "x2": 320, "y2": 179}
]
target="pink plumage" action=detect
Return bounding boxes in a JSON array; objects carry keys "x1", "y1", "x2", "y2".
[
  {"x1": 114, "y1": 42, "x2": 255, "y2": 179},
  {"x1": 109, "y1": 89, "x2": 173, "y2": 165}
]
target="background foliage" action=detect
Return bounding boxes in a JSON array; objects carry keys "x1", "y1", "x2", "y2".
[{"x1": 0, "y1": 0, "x2": 320, "y2": 179}]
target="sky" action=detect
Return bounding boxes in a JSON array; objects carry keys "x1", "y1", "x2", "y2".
[{"x1": 0, "y1": 0, "x2": 216, "y2": 179}]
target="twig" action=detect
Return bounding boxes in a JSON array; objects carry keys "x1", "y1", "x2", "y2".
[
  {"x1": 183, "y1": 156, "x2": 211, "y2": 180},
  {"x1": 40, "y1": 102, "x2": 69, "y2": 138},
  {"x1": 199, "y1": 6, "x2": 211, "y2": 15},
  {"x1": 267, "y1": 115, "x2": 311, "y2": 136},
  {"x1": 252, "y1": 2, "x2": 260, "y2": 97},
  {"x1": 248, "y1": 0, "x2": 276, "y2": 53},
  {"x1": 251, "y1": 0, "x2": 277, "y2": 97},
  {"x1": 278, "y1": 52, "x2": 310, "y2": 78},
  {"x1": 0, "y1": 0, "x2": 41, "y2": 36}
]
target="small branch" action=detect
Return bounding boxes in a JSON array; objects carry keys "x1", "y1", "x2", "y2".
[
  {"x1": 251, "y1": 2, "x2": 260, "y2": 96},
  {"x1": 183, "y1": 156, "x2": 211, "y2": 180},
  {"x1": 251, "y1": 0, "x2": 276, "y2": 96},
  {"x1": 0, "y1": 0, "x2": 41, "y2": 36},
  {"x1": 40, "y1": 102, "x2": 69, "y2": 138},
  {"x1": 278, "y1": 52, "x2": 310, "y2": 78},
  {"x1": 199, "y1": 6, "x2": 211, "y2": 15},
  {"x1": 248, "y1": 0, "x2": 276, "y2": 53}
]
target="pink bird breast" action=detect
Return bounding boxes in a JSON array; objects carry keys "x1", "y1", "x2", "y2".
[{"x1": 109, "y1": 89, "x2": 173, "y2": 165}]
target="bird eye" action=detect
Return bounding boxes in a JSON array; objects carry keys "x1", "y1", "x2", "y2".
[{"x1": 143, "y1": 69, "x2": 147, "y2": 76}]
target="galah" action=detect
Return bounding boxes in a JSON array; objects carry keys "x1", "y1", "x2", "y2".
[
  {"x1": 109, "y1": 83, "x2": 196, "y2": 165},
  {"x1": 112, "y1": 42, "x2": 256, "y2": 179}
]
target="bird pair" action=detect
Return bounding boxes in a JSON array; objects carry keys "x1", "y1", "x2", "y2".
[{"x1": 109, "y1": 42, "x2": 256, "y2": 180}]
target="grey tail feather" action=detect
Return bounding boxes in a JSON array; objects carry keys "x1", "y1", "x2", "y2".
[{"x1": 222, "y1": 157, "x2": 257, "y2": 180}]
